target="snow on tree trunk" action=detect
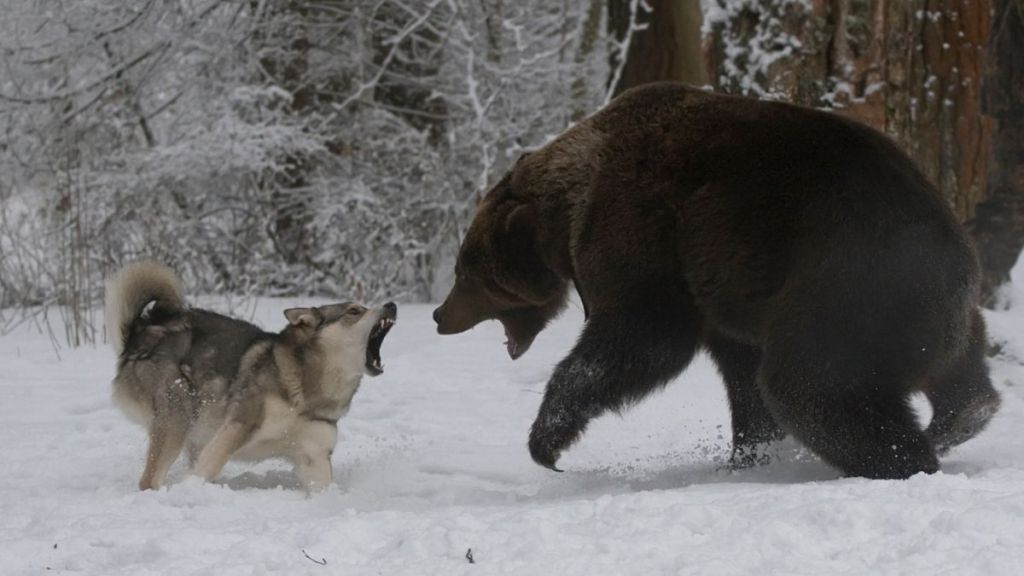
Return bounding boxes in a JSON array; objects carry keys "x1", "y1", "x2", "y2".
[{"x1": 702, "y1": 0, "x2": 830, "y2": 102}]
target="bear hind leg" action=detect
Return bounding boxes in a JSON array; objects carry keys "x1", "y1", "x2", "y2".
[
  {"x1": 759, "y1": 350, "x2": 938, "y2": 480},
  {"x1": 704, "y1": 333, "x2": 786, "y2": 468},
  {"x1": 924, "y1": 310, "x2": 1000, "y2": 455}
]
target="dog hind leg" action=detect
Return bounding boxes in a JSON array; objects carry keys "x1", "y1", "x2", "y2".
[{"x1": 138, "y1": 377, "x2": 190, "y2": 490}]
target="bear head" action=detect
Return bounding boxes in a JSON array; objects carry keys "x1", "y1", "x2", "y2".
[{"x1": 433, "y1": 171, "x2": 567, "y2": 359}]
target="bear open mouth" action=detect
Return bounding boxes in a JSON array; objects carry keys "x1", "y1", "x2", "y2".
[
  {"x1": 504, "y1": 326, "x2": 522, "y2": 360},
  {"x1": 365, "y1": 314, "x2": 395, "y2": 376}
]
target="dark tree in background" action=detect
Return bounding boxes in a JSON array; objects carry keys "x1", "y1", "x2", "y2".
[
  {"x1": 693, "y1": 0, "x2": 1023, "y2": 306},
  {"x1": 971, "y1": 0, "x2": 1024, "y2": 304},
  {"x1": 259, "y1": 2, "x2": 316, "y2": 270},
  {"x1": 608, "y1": 0, "x2": 707, "y2": 94},
  {"x1": 704, "y1": 2, "x2": 993, "y2": 215},
  {"x1": 1, "y1": 0, "x2": 1021, "y2": 343}
]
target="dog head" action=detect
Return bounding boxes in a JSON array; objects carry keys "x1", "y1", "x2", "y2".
[{"x1": 283, "y1": 302, "x2": 397, "y2": 376}]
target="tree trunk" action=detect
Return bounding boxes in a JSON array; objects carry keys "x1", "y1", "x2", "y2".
[
  {"x1": 703, "y1": 1, "x2": 1022, "y2": 303},
  {"x1": 608, "y1": 0, "x2": 707, "y2": 96},
  {"x1": 969, "y1": 0, "x2": 1024, "y2": 305},
  {"x1": 370, "y1": 3, "x2": 448, "y2": 145},
  {"x1": 705, "y1": 1, "x2": 992, "y2": 219},
  {"x1": 572, "y1": 0, "x2": 607, "y2": 120},
  {"x1": 257, "y1": 2, "x2": 316, "y2": 268},
  {"x1": 702, "y1": 0, "x2": 831, "y2": 103}
]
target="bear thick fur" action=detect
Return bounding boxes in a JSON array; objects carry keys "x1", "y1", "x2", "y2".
[{"x1": 433, "y1": 82, "x2": 1001, "y2": 479}]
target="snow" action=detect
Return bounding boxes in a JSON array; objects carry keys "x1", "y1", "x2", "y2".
[{"x1": 3, "y1": 269, "x2": 1024, "y2": 574}]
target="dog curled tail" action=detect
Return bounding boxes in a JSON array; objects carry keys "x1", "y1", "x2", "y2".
[{"x1": 105, "y1": 262, "x2": 185, "y2": 357}]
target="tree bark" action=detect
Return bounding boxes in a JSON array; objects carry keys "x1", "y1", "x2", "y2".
[
  {"x1": 706, "y1": 1, "x2": 992, "y2": 220},
  {"x1": 702, "y1": 0, "x2": 831, "y2": 103},
  {"x1": 969, "y1": 0, "x2": 1024, "y2": 304},
  {"x1": 703, "y1": 1, "x2": 1024, "y2": 303},
  {"x1": 609, "y1": 0, "x2": 707, "y2": 96},
  {"x1": 572, "y1": 0, "x2": 607, "y2": 120}
]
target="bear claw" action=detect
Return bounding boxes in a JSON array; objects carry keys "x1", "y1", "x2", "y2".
[
  {"x1": 528, "y1": 431, "x2": 566, "y2": 472},
  {"x1": 530, "y1": 446, "x2": 564, "y2": 473}
]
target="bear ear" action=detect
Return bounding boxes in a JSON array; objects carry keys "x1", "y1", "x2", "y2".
[
  {"x1": 284, "y1": 307, "x2": 322, "y2": 327},
  {"x1": 504, "y1": 203, "x2": 537, "y2": 238},
  {"x1": 502, "y1": 203, "x2": 542, "y2": 272}
]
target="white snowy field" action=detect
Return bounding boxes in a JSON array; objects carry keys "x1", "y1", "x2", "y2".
[{"x1": 3, "y1": 271, "x2": 1024, "y2": 576}]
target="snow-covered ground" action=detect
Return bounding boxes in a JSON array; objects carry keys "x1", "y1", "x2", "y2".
[{"x1": 3, "y1": 265, "x2": 1024, "y2": 575}]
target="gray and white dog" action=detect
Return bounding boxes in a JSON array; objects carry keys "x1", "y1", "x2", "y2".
[{"x1": 105, "y1": 262, "x2": 395, "y2": 491}]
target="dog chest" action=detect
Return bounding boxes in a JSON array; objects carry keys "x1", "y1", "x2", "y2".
[{"x1": 232, "y1": 396, "x2": 337, "y2": 462}]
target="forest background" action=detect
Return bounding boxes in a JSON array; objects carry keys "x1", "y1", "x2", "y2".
[{"x1": 1, "y1": 0, "x2": 1021, "y2": 348}]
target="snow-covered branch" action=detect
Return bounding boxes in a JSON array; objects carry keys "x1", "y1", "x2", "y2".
[{"x1": 0, "y1": 0, "x2": 615, "y2": 328}]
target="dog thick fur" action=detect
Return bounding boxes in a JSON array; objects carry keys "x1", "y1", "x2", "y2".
[{"x1": 106, "y1": 262, "x2": 395, "y2": 491}]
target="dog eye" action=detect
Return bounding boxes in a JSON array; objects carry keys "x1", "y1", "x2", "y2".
[{"x1": 346, "y1": 308, "x2": 362, "y2": 317}]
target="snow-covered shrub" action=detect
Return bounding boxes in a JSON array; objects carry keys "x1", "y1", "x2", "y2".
[{"x1": 0, "y1": 0, "x2": 613, "y2": 322}]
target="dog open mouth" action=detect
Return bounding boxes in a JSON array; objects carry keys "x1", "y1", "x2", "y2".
[{"x1": 365, "y1": 308, "x2": 396, "y2": 376}]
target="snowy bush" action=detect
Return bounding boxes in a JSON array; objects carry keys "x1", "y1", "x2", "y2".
[{"x1": 0, "y1": 0, "x2": 613, "y2": 325}]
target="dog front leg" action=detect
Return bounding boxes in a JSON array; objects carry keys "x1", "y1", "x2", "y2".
[
  {"x1": 191, "y1": 420, "x2": 253, "y2": 483},
  {"x1": 294, "y1": 453, "x2": 333, "y2": 492},
  {"x1": 291, "y1": 421, "x2": 337, "y2": 492}
]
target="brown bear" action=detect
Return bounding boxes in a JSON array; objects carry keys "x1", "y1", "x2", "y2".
[{"x1": 433, "y1": 82, "x2": 1001, "y2": 479}]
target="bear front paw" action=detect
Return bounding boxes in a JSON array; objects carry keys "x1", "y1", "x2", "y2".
[
  {"x1": 529, "y1": 408, "x2": 589, "y2": 472},
  {"x1": 728, "y1": 444, "x2": 774, "y2": 470},
  {"x1": 528, "y1": 431, "x2": 565, "y2": 472}
]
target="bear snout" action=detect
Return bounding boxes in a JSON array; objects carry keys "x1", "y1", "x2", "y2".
[
  {"x1": 433, "y1": 305, "x2": 459, "y2": 334},
  {"x1": 433, "y1": 302, "x2": 483, "y2": 335}
]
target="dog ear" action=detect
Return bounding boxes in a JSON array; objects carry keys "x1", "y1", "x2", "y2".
[{"x1": 284, "y1": 307, "x2": 322, "y2": 327}]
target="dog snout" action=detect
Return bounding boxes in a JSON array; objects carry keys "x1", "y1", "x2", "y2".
[
  {"x1": 382, "y1": 301, "x2": 397, "y2": 319},
  {"x1": 432, "y1": 305, "x2": 443, "y2": 326}
]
